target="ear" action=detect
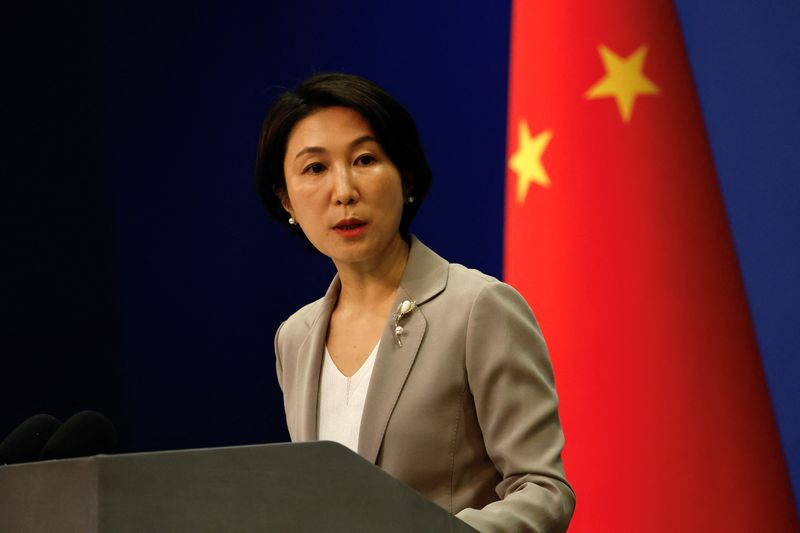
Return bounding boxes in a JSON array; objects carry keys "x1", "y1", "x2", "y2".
[
  {"x1": 280, "y1": 195, "x2": 293, "y2": 215},
  {"x1": 402, "y1": 175, "x2": 415, "y2": 200},
  {"x1": 274, "y1": 185, "x2": 293, "y2": 215}
]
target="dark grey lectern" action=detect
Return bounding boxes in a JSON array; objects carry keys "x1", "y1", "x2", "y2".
[{"x1": 0, "y1": 441, "x2": 477, "y2": 532}]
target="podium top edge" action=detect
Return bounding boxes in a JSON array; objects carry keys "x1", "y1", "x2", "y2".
[{"x1": 1, "y1": 440, "x2": 357, "y2": 469}]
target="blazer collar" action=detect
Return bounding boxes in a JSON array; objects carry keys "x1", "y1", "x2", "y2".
[
  {"x1": 358, "y1": 235, "x2": 449, "y2": 463},
  {"x1": 293, "y1": 236, "x2": 450, "y2": 461},
  {"x1": 394, "y1": 235, "x2": 450, "y2": 307},
  {"x1": 294, "y1": 276, "x2": 339, "y2": 442}
]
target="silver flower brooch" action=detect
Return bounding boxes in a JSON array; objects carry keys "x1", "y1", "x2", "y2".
[{"x1": 392, "y1": 300, "x2": 416, "y2": 347}]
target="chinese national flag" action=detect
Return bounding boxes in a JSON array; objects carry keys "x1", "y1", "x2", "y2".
[{"x1": 504, "y1": 1, "x2": 799, "y2": 531}]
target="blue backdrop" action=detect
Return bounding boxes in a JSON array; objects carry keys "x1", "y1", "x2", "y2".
[{"x1": 4, "y1": 0, "x2": 798, "y2": 514}]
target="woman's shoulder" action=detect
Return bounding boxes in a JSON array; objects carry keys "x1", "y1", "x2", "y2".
[
  {"x1": 285, "y1": 296, "x2": 325, "y2": 325},
  {"x1": 443, "y1": 263, "x2": 532, "y2": 316},
  {"x1": 409, "y1": 236, "x2": 525, "y2": 304},
  {"x1": 276, "y1": 294, "x2": 329, "y2": 347},
  {"x1": 446, "y1": 261, "x2": 502, "y2": 289}
]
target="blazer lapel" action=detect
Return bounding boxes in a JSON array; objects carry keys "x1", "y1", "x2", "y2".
[
  {"x1": 358, "y1": 236, "x2": 450, "y2": 463},
  {"x1": 294, "y1": 276, "x2": 340, "y2": 442}
]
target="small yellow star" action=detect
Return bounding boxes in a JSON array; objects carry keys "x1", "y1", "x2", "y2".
[
  {"x1": 508, "y1": 120, "x2": 553, "y2": 204},
  {"x1": 585, "y1": 44, "x2": 660, "y2": 122}
]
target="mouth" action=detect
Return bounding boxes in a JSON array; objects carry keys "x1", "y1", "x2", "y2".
[{"x1": 333, "y1": 218, "x2": 367, "y2": 237}]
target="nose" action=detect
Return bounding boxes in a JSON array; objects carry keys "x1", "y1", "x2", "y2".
[{"x1": 332, "y1": 166, "x2": 359, "y2": 206}]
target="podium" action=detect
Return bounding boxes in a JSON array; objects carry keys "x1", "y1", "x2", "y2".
[{"x1": 0, "y1": 441, "x2": 477, "y2": 532}]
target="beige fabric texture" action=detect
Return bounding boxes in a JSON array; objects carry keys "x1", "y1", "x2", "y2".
[{"x1": 274, "y1": 236, "x2": 575, "y2": 533}]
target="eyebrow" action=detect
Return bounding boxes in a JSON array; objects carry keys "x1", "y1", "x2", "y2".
[{"x1": 293, "y1": 135, "x2": 379, "y2": 160}]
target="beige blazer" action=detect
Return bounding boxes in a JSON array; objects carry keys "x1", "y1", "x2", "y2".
[{"x1": 274, "y1": 237, "x2": 574, "y2": 533}]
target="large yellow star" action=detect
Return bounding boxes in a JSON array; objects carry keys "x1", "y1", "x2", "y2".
[
  {"x1": 509, "y1": 120, "x2": 553, "y2": 204},
  {"x1": 585, "y1": 44, "x2": 660, "y2": 122}
]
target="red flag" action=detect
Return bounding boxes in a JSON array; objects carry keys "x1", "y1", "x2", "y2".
[{"x1": 504, "y1": 1, "x2": 798, "y2": 531}]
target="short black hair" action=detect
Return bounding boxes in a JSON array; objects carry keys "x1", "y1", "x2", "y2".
[{"x1": 255, "y1": 73, "x2": 432, "y2": 237}]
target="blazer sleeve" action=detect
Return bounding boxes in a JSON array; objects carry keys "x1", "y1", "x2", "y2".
[{"x1": 456, "y1": 282, "x2": 575, "y2": 533}]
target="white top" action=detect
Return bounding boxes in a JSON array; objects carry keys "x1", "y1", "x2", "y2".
[{"x1": 317, "y1": 340, "x2": 380, "y2": 454}]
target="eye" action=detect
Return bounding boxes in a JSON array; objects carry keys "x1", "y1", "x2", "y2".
[
  {"x1": 303, "y1": 162, "x2": 326, "y2": 175},
  {"x1": 355, "y1": 154, "x2": 377, "y2": 166}
]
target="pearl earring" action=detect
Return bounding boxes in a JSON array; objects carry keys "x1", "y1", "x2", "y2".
[
  {"x1": 407, "y1": 196, "x2": 415, "y2": 204},
  {"x1": 288, "y1": 217, "x2": 296, "y2": 225}
]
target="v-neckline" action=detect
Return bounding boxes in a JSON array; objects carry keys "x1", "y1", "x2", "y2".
[{"x1": 324, "y1": 340, "x2": 380, "y2": 380}]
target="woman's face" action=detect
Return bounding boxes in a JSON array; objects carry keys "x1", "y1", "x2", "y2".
[{"x1": 281, "y1": 106, "x2": 406, "y2": 268}]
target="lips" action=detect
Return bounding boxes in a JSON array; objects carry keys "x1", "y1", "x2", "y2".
[
  {"x1": 333, "y1": 218, "x2": 365, "y2": 229},
  {"x1": 333, "y1": 218, "x2": 367, "y2": 238},
  {"x1": 335, "y1": 222, "x2": 364, "y2": 230}
]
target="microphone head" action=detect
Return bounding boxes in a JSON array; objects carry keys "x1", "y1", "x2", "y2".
[
  {"x1": 0, "y1": 413, "x2": 63, "y2": 465},
  {"x1": 39, "y1": 410, "x2": 117, "y2": 461}
]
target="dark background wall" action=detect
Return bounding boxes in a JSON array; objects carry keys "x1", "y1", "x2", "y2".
[{"x1": 4, "y1": 0, "x2": 798, "y2": 513}]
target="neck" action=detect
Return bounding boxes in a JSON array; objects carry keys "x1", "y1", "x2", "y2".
[{"x1": 333, "y1": 235, "x2": 410, "y2": 313}]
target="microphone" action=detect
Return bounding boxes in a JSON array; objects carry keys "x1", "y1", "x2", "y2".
[
  {"x1": 0, "y1": 413, "x2": 63, "y2": 465},
  {"x1": 39, "y1": 410, "x2": 117, "y2": 461}
]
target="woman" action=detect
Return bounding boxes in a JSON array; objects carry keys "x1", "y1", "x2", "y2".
[{"x1": 256, "y1": 73, "x2": 574, "y2": 533}]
